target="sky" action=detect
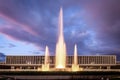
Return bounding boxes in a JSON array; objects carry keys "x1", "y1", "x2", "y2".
[{"x1": 0, "y1": 0, "x2": 120, "y2": 60}]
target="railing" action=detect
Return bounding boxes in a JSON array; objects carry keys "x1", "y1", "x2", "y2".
[
  {"x1": 0, "y1": 69, "x2": 120, "y2": 72},
  {"x1": 83, "y1": 69, "x2": 120, "y2": 72},
  {"x1": 0, "y1": 69, "x2": 38, "y2": 71},
  {"x1": 0, "y1": 63, "x2": 117, "y2": 66}
]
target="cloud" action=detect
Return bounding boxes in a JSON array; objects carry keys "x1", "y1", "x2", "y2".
[
  {"x1": 31, "y1": 51, "x2": 44, "y2": 55},
  {"x1": 0, "y1": 46, "x2": 4, "y2": 48},
  {"x1": 0, "y1": 52, "x2": 5, "y2": 62},
  {"x1": 8, "y1": 43, "x2": 16, "y2": 48},
  {"x1": 0, "y1": 0, "x2": 120, "y2": 56}
]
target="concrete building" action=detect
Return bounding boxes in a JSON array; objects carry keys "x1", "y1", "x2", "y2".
[{"x1": 0, "y1": 55, "x2": 117, "y2": 70}]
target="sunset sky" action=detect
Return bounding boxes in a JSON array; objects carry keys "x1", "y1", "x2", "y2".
[{"x1": 0, "y1": 0, "x2": 120, "y2": 60}]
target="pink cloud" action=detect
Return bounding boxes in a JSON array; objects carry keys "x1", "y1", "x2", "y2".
[{"x1": 0, "y1": 13, "x2": 39, "y2": 36}]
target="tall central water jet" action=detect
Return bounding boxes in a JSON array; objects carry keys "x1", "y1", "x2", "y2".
[{"x1": 55, "y1": 7, "x2": 66, "y2": 69}]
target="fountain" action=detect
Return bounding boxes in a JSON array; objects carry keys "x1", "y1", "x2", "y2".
[
  {"x1": 74, "y1": 44, "x2": 78, "y2": 65},
  {"x1": 42, "y1": 46, "x2": 50, "y2": 71},
  {"x1": 41, "y1": 7, "x2": 80, "y2": 71},
  {"x1": 72, "y1": 44, "x2": 79, "y2": 71},
  {"x1": 55, "y1": 7, "x2": 67, "y2": 69}
]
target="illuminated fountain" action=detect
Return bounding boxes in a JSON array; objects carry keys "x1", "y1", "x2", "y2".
[
  {"x1": 42, "y1": 46, "x2": 50, "y2": 71},
  {"x1": 41, "y1": 7, "x2": 81, "y2": 71},
  {"x1": 74, "y1": 44, "x2": 78, "y2": 65},
  {"x1": 55, "y1": 7, "x2": 67, "y2": 69},
  {"x1": 72, "y1": 44, "x2": 79, "y2": 71}
]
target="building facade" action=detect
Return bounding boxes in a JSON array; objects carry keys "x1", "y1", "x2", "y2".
[
  {"x1": 0, "y1": 55, "x2": 117, "y2": 70},
  {"x1": 5, "y1": 55, "x2": 116, "y2": 64}
]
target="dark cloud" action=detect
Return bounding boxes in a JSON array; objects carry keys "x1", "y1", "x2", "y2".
[
  {"x1": 8, "y1": 43, "x2": 16, "y2": 48},
  {"x1": 28, "y1": 50, "x2": 44, "y2": 55},
  {"x1": 85, "y1": 1, "x2": 120, "y2": 56},
  {"x1": 0, "y1": 52, "x2": 5, "y2": 62},
  {"x1": 0, "y1": 0, "x2": 120, "y2": 60},
  {"x1": 0, "y1": 52, "x2": 5, "y2": 56}
]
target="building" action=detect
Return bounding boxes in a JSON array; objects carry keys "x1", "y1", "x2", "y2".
[{"x1": 0, "y1": 55, "x2": 118, "y2": 70}]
